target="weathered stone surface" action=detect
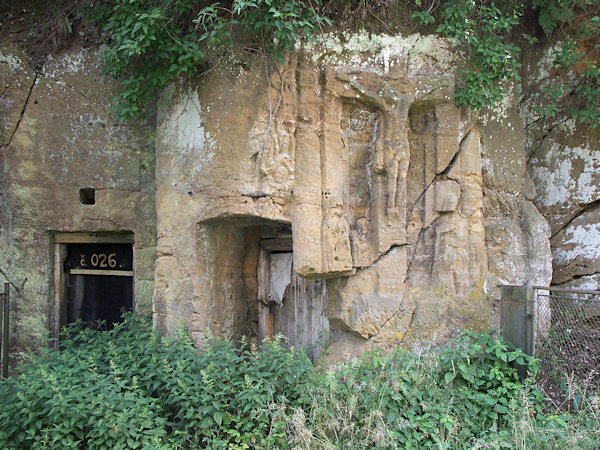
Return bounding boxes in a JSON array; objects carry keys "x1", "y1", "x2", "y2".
[
  {"x1": 328, "y1": 246, "x2": 408, "y2": 339},
  {"x1": 433, "y1": 180, "x2": 461, "y2": 212},
  {"x1": 0, "y1": 46, "x2": 156, "y2": 352},
  {"x1": 551, "y1": 205, "x2": 600, "y2": 286},
  {"x1": 407, "y1": 129, "x2": 487, "y2": 298},
  {"x1": 519, "y1": 42, "x2": 600, "y2": 290},
  {"x1": 479, "y1": 90, "x2": 553, "y2": 295},
  {"x1": 528, "y1": 129, "x2": 600, "y2": 236},
  {"x1": 0, "y1": 46, "x2": 36, "y2": 147},
  {"x1": 152, "y1": 34, "x2": 553, "y2": 360}
]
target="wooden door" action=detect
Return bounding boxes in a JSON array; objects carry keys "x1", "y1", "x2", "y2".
[
  {"x1": 65, "y1": 243, "x2": 133, "y2": 330},
  {"x1": 257, "y1": 249, "x2": 329, "y2": 360},
  {"x1": 272, "y1": 268, "x2": 329, "y2": 360}
]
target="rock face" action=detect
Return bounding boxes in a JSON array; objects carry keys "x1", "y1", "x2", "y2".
[
  {"x1": 530, "y1": 132, "x2": 600, "y2": 290},
  {"x1": 0, "y1": 44, "x2": 156, "y2": 355},
  {"x1": 1, "y1": 32, "x2": 564, "y2": 362},
  {"x1": 530, "y1": 130, "x2": 600, "y2": 290},
  {"x1": 153, "y1": 33, "x2": 552, "y2": 360},
  {"x1": 520, "y1": 43, "x2": 600, "y2": 291}
]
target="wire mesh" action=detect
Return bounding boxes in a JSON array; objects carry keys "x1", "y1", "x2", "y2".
[{"x1": 535, "y1": 288, "x2": 600, "y2": 407}]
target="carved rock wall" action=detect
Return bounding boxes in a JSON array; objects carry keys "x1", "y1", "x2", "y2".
[
  {"x1": 0, "y1": 44, "x2": 156, "y2": 354},
  {"x1": 0, "y1": 33, "x2": 563, "y2": 361},
  {"x1": 154, "y1": 34, "x2": 553, "y2": 358}
]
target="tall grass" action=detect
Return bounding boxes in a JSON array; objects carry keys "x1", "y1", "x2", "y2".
[
  {"x1": 0, "y1": 315, "x2": 598, "y2": 448},
  {"x1": 284, "y1": 340, "x2": 599, "y2": 449}
]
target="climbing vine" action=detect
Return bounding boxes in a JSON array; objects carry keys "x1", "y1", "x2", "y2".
[
  {"x1": 412, "y1": 0, "x2": 523, "y2": 110},
  {"x1": 411, "y1": 0, "x2": 600, "y2": 127},
  {"x1": 90, "y1": 0, "x2": 329, "y2": 121},
  {"x1": 533, "y1": 0, "x2": 600, "y2": 127},
  {"x1": 93, "y1": 0, "x2": 598, "y2": 126}
]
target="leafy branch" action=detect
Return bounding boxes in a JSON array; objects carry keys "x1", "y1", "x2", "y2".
[
  {"x1": 411, "y1": 0, "x2": 600, "y2": 128},
  {"x1": 89, "y1": 0, "x2": 330, "y2": 121},
  {"x1": 412, "y1": 0, "x2": 523, "y2": 110},
  {"x1": 533, "y1": 0, "x2": 600, "y2": 127}
]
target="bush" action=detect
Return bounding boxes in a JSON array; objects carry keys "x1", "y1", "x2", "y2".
[
  {"x1": 1, "y1": 320, "x2": 597, "y2": 449},
  {"x1": 0, "y1": 314, "x2": 314, "y2": 449},
  {"x1": 284, "y1": 331, "x2": 544, "y2": 448}
]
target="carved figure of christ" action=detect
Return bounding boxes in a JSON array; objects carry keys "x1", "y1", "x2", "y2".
[{"x1": 335, "y1": 67, "x2": 415, "y2": 223}]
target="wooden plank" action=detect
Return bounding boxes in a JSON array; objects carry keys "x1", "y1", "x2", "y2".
[
  {"x1": 258, "y1": 227, "x2": 292, "y2": 240},
  {"x1": 0, "y1": 285, "x2": 3, "y2": 374},
  {"x1": 301, "y1": 278, "x2": 308, "y2": 351},
  {"x1": 257, "y1": 302, "x2": 268, "y2": 344},
  {"x1": 257, "y1": 250, "x2": 270, "y2": 344},
  {"x1": 54, "y1": 232, "x2": 134, "y2": 244},
  {"x1": 259, "y1": 238, "x2": 293, "y2": 252},
  {"x1": 2, "y1": 283, "x2": 9, "y2": 378},
  {"x1": 132, "y1": 245, "x2": 137, "y2": 311},
  {"x1": 69, "y1": 269, "x2": 133, "y2": 277},
  {"x1": 257, "y1": 250, "x2": 270, "y2": 302},
  {"x1": 54, "y1": 244, "x2": 70, "y2": 347},
  {"x1": 265, "y1": 313, "x2": 274, "y2": 340},
  {"x1": 54, "y1": 244, "x2": 63, "y2": 348},
  {"x1": 271, "y1": 268, "x2": 329, "y2": 360},
  {"x1": 297, "y1": 275, "x2": 303, "y2": 348},
  {"x1": 312, "y1": 280, "x2": 324, "y2": 358}
]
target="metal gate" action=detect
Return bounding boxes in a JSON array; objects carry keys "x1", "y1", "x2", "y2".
[
  {"x1": 500, "y1": 284, "x2": 536, "y2": 355},
  {"x1": 501, "y1": 284, "x2": 600, "y2": 403}
]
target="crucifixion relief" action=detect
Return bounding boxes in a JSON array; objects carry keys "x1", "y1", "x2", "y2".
[
  {"x1": 335, "y1": 65, "x2": 415, "y2": 226},
  {"x1": 262, "y1": 55, "x2": 457, "y2": 277}
]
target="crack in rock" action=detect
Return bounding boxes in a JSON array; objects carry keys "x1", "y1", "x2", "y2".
[
  {"x1": 550, "y1": 199, "x2": 600, "y2": 241},
  {"x1": 4, "y1": 73, "x2": 37, "y2": 147}
]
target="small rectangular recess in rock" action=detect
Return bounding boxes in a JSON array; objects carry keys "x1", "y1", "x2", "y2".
[{"x1": 79, "y1": 187, "x2": 96, "y2": 205}]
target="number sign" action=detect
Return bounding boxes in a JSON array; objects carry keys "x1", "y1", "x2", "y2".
[{"x1": 67, "y1": 244, "x2": 133, "y2": 272}]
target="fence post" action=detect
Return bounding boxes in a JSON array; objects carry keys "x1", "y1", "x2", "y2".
[
  {"x1": 525, "y1": 284, "x2": 536, "y2": 357},
  {"x1": 500, "y1": 284, "x2": 536, "y2": 378},
  {"x1": 0, "y1": 284, "x2": 3, "y2": 375},
  {"x1": 1, "y1": 283, "x2": 9, "y2": 379}
]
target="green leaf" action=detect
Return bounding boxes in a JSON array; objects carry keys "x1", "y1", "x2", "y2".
[
  {"x1": 444, "y1": 372, "x2": 455, "y2": 384},
  {"x1": 495, "y1": 404, "x2": 509, "y2": 414}
]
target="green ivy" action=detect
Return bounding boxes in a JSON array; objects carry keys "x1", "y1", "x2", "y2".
[
  {"x1": 89, "y1": 0, "x2": 329, "y2": 121},
  {"x1": 412, "y1": 0, "x2": 523, "y2": 110},
  {"x1": 234, "y1": 0, "x2": 330, "y2": 64},
  {"x1": 533, "y1": 0, "x2": 600, "y2": 127},
  {"x1": 412, "y1": 0, "x2": 600, "y2": 128},
  {"x1": 534, "y1": 0, "x2": 578, "y2": 35}
]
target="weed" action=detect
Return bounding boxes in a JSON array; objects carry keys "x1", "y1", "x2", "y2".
[{"x1": 0, "y1": 317, "x2": 598, "y2": 448}]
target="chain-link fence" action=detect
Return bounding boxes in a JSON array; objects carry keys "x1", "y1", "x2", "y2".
[{"x1": 534, "y1": 286, "x2": 600, "y2": 407}]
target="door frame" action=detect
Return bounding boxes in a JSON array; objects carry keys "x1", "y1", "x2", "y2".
[{"x1": 52, "y1": 232, "x2": 134, "y2": 347}]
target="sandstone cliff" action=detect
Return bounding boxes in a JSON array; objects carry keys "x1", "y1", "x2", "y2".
[{"x1": 2, "y1": 28, "x2": 595, "y2": 362}]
